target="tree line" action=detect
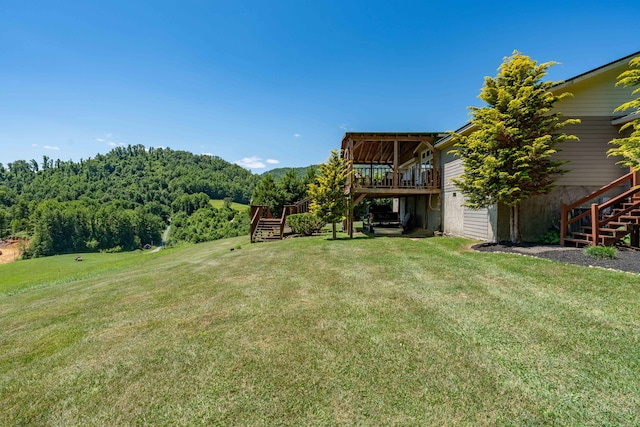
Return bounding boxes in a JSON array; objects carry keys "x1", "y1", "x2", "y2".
[{"x1": 0, "y1": 145, "x2": 259, "y2": 256}]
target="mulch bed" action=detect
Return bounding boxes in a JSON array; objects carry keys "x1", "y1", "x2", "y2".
[{"x1": 472, "y1": 242, "x2": 640, "y2": 275}]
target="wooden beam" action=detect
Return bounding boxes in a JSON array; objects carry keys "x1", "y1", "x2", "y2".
[
  {"x1": 353, "y1": 194, "x2": 367, "y2": 206},
  {"x1": 393, "y1": 140, "x2": 398, "y2": 188},
  {"x1": 353, "y1": 140, "x2": 365, "y2": 152},
  {"x1": 346, "y1": 134, "x2": 437, "y2": 143},
  {"x1": 353, "y1": 188, "x2": 441, "y2": 196},
  {"x1": 363, "y1": 142, "x2": 376, "y2": 163}
]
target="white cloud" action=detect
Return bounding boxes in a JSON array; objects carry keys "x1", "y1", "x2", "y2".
[
  {"x1": 202, "y1": 152, "x2": 213, "y2": 156},
  {"x1": 32, "y1": 143, "x2": 38, "y2": 147},
  {"x1": 339, "y1": 124, "x2": 350, "y2": 131},
  {"x1": 266, "y1": 159, "x2": 280, "y2": 165},
  {"x1": 235, "y1": 156, "x2": 266, "y2": 169},
  {"x1": 96, "y1": 134, "x2": 125, "y2": 147},
  {"x1": 44, "y1": 145, "x2": 60, "y2": 150},
  {"x1": 294, "y1": 133, "x2": 301, "y2": 138}
]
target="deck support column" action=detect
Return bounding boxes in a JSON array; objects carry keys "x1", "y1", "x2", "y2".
[
  {"x1": 591, "y1": 203, "x2": 600, "y2": 245},
  {"x1": 393, "y1": 140, "x2": 398, "y2": 188}
]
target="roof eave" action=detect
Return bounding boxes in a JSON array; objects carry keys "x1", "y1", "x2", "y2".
[{"x1": 611, "y1": 111, "x2": 640, "y2": 126}]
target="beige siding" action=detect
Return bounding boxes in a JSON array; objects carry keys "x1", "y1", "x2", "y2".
[
  {"x1": 463, "y1": 207, "x2": 490, "y2": 240},
  {"x1": 554, "y1": 65, "x2": 636, "y2": 117},
  {"x1": 442, "y1": 154, "x2": 465, "y2": 237},
  {"x1": 442, "y1": 156, "x2": 493, "y2": 240},
  {"x1": 554, "y1": 116, "x2": 629, "y2": 186},
  {"x1": 442, "y1": 152, "x2": 463, "y2": 193}
]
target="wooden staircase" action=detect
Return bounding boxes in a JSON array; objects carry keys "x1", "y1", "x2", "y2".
[
  {"x1": 252, "y1": 218, "x2": 283, "y2": 242},
  {"x1": 561, "y1": 171, "x2": 640, "y2": 247},
  {"x1": 249, "y1": 198, "x2": 311, "y2": 243}
]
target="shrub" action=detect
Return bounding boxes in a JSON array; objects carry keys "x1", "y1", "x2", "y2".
[
  {"x1": 286, "y1": 213, "x2": 326, "y2": 236},
  {"x1": 617, "y1": 226, "x2": 631, "y2": 245},
  {"x1": 86, "y1": 239, "x2": 99, "y2": 251},
  {"x1": 538, "y1": 229, "x2": 560, "y2": 244},
  {"x1": 584, "y1": 245, "x2": 617, "y2": 260}
]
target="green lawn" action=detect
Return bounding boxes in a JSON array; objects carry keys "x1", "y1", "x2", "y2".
[
  {"x1": 1, "y1": 234, "x2": 639, "y2": 425},
  {"x1": 209, "y1": 199, "x2": 249, "y2": 210}
]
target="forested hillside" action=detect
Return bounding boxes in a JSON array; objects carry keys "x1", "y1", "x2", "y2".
[
  {"x1": 263, "y1": 165, "x2": 318, "y2": 181},
  {"x1": 0, "y1": 145, "x2": 258, "y2": 257}
]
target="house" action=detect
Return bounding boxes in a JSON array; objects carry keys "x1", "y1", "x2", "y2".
[{"x1": 342, "y1": 50, "x2": 640, "y2": 243}]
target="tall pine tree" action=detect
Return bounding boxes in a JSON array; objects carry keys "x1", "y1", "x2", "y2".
[{"x1": 451, "y1": 51, "x2": 579, "y2": 242}]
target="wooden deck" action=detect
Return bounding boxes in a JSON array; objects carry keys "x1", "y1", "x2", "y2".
[
  {"x1": 351, "y1": 165, "x2": 440, "y2": 198},
  {"x1": 341, "y1": 132, "x2": 445, "y2": 237}
]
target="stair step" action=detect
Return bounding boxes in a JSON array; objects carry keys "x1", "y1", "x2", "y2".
[
  {"x1": 571, "y1": 232, "x2": 594, "y2": 239},
  {"x1": 252, "y1": 217, "x2": 283, "y2": 243},
  {"x1": 563, "y1": 237, "x2": 592, "y2": 247},
  {"x1": 606, "y1": 221, "x2": 634, "y2": 227},
  {"x1": 612, "y1": 209, "x2": 640, "y2": 215},
  {"x1": 582, "y1": 227, "x2": 628, "y2": 236},
  {"x1": 599, "y1": 236, "x2": 617, "y2": 245},
  {"x1": 617, "y1": 216, "x2": 640, "y2": 223}
]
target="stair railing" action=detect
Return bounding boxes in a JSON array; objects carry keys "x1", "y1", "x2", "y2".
[
  {"x1": 560, "y1": 170, "x2": 640, "y2": 245},
  {"x1": 280, "y1": 205, "x2": 297, "y2": 238},
  {"x1": 250, "y1": 205, "x2": 272, "y2": 243}
]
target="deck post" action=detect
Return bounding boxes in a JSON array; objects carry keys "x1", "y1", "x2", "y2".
[
  {"x1": 393, "y1": 140, "x2": 398, "y2": 188},
  {"x1": 560, "y1": 204, "x2": 567, "y2": 246},
  {"x1": 591, "y1": 203, "x2": 599, "y2": 246},
  {"x1": 630, "y1": 224, "x2": 640, "y2": 248}
]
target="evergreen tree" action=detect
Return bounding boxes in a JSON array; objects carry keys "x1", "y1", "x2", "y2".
[
  {"x1": 608, "y1": 56, "x2": 640, "y2": 168},
  {"x1": 308, "y1": 150, "x2": 350, "y2": 240},
  {"x1": 252, "y1": 174, "x2": 284, "y2": 216},
  {"x1": 0, "y1": 208, "x2": 8, "y2": 239},
  {"x1": 302, "y1": 166, "x2": 318, "y2": 188},
  {"x1": 280, "y1": 169, "x2": 307, "y2": 205},
  {"x1": 451, "y1": 51, "x2": 579, "y2": 242}
]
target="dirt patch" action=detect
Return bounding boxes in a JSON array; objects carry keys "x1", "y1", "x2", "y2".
[
  {"x1": 473, "y1": 242, "x2": 640, "y2": 275},
  {"x1": 0, "y1": 239, "x2": 27, "y2": 264}
]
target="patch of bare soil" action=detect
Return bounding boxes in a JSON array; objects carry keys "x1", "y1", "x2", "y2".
[
  {"x1": 0, "y1": 239, "x2": 26, "y2": 264},
  {"x1": 472, "y1": 242, "x2": 640, "y2": 275}
]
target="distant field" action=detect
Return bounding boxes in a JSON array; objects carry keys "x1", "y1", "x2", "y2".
[
  {"x1": 209, "y1": 199, "x2": 249, "y2": 210},
  {"x1": 1, "y1": 233, "x2": 639, "y2": 425}
]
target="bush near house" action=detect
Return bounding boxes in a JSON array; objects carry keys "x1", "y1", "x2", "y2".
[
  {"x1": 286, "y1": 213, "x2": 326, "y2": 236},
  {"x1": 584, "y1": 245, "x2": 617, "y2": 259}
]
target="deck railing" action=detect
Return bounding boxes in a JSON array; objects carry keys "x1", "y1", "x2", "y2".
[
  {"x1": 293, "y1": 197, "x2": 312, "y2": 214},
  {"x1": 352, "y1": 165, "x2": 439, "y2": 190}
]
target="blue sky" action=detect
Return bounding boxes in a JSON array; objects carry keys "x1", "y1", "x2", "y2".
[{"x1": 1, "y1": 1, "x2": 638, "y2": 172}]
